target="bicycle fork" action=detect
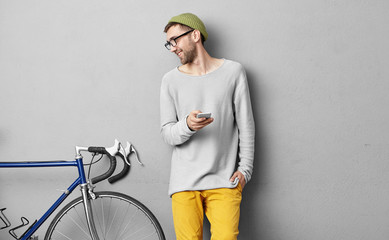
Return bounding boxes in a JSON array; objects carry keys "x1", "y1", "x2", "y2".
[{"x1": 80, "y1": 184, "x2": 100, "y2": 240}]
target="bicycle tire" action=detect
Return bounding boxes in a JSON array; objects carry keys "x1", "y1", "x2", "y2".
[{"x1": 44, "y1": 191, "x2": 165, "y2": 240}]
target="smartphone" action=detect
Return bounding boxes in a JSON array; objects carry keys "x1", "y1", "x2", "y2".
[{"x1": 196, "y1": 112, "x2": 212, "y2": 119}]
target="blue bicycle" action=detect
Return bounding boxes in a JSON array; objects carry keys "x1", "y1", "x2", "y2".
[{"x1": 0, "y1": 140, "x2": 165, "y2": 240}]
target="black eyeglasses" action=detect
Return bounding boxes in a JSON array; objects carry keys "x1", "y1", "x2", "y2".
[{"x1": 164, "y1": 29, "x2": 194, "y2": 50}]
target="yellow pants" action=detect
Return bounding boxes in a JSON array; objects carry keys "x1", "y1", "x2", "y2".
[{"x1": 172, "y1": 184, "x2": 242, "y2": 240}]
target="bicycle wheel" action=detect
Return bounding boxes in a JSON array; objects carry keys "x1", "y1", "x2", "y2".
[{"x1": 45, "y1": 191, "x2": 165, "y2": 240}]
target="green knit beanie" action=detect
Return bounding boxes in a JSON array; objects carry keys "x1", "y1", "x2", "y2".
[{"x1": 168, "y1": 13, "x2": 208, "y2": 41}]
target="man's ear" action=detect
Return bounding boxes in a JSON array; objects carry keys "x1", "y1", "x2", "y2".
[{"x1": 192, "y1": 29, "x2": 202, "y2": 43}]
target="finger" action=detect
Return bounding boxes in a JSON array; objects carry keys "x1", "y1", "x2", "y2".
[
  {"x1": 198, "y1": 118, "x2": 214, "y2": 125},
  {"x1": 196, "y1": 120, "x2": 213, "y2": 127},
  {"x1": 206, "y1": 118, "x2": 214, "y2": 123},
  {"x1": 239, "y1": 176, "x2": 245, "y2": 184},
  {"x1": 191, "y1": 113, "x2": 209, "y2": 123},
  {"x1": 238, "y1": 176, "x2": 243, "y2": 184},
  {"x1": 241, "y1": 178, "x2": 246, "y2": 187},
  {"x1": 192, "y1": 117, "x2": 207, "y2": 123},
  {"x1": 230, "y1": 172, "x2": 238, "y2": 182},
  {"x1": 189, "y1": 111, "x2": 201, "y2": 120},
  {"x1": 194, "y1": 112, "x2": 213, "y2": 121},
  {"x1": 191, "y1": 123, "x2": 208, "y2": 131},
  {"x1": 240, "y1": 178, "x2": 246, "y2": 189},
  {"x1": 191, "y1": 118, "x2": 213, "y2": 130},
  {"x1": 191, "y1": 110, "x2": 202, "y2": 116},
  {"x1": 230, "y1": 171, "x2": 244, "y2": 183}
]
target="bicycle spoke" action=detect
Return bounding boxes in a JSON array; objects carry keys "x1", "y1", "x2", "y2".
[
  {"x1": 45, "y1": 192, "x2": 165, "y2": 240},
  {"x1": 138, "y1": 230, "x2": 158, "y2": 240},
  {"x1": 104, "y1": 197, "x2": 112, "y2": 239},
  {"x1": 106, "y1": 200, "x2": 120, "y2": 237},
  {"x1": 68, "y1": 214, "x2": 90, "y2": 237},
  {"x1": 73, "y1": 205, "x2": 88, "y2": 231},
  {"x1": 117, "y1": 205, "x2": 138, "y2": 239},
  {"x1": 54, "y1": 229, "x2": 73, "y2": 240},
  {"x1": 123, "y1": 223, "x2": 150, "y2": 240},
  {"x1": 114, "y1": 203, "x2": 131, "y2": 240}
]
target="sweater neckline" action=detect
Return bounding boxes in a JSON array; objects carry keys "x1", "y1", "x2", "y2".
[{"x1": 175, "y1": 59, "x2": 227, "y2": 78}]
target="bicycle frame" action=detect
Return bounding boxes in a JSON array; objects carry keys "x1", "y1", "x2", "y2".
[{"x1": 0, "y1": 156, "x2": 99, "y2": 240}]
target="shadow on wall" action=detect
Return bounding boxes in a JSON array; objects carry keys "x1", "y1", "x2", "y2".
[
  {"x1": 183, "y1": 22, "x2": 268, "y2": 240},
  {"x1": 203, "y1": 23, "x2": 223, "y2": 59},
  {"x1": 239, "y1": 68, "x2": 268, "y2": 239},
  {"x1": 202, "y1": 23, "x2": 268, "y2": 238},
  {"x1": 201, "y1": 68, "x2": 267, "y2": 239}
]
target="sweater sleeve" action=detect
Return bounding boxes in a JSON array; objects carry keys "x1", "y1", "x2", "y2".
[
  {"x1": 160, "y1": 77, "x2": 196, "y2": 146},
  {"x1": 234, "y1": 65, "x2": 255, "y2": 183}
]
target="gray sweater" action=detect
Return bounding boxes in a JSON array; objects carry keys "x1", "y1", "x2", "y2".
[{"x1": 160, "y1": 59, "x2": 255, "y2": 196}]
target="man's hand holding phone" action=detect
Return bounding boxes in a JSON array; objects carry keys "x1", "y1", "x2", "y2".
[{"x1": 187, "y1": 110, "x2": 214, "y2": 131}]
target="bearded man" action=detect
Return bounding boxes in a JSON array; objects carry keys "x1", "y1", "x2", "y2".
[{"x1": 160, "y1": 13, "x2": 255, "y2": 240}]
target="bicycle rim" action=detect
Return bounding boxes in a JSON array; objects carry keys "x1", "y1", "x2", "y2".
[{"x1": 44, "y1": 191, "x2": 165, "y2": 240}]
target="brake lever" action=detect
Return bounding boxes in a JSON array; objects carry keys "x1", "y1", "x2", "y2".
[
  {"x1": 125, "y1": 141, "x2": 143, "y2": 166},
  {"x1": 105, "y1": 139, "x2": 121, "y2": 157},
  {"x1": 119, "y1": 142, "x2": 130, "y2": 166}
]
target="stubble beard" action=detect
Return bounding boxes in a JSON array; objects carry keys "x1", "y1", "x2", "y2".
[{"x1": 180, "y1": 43, "x2": 197, "y2": 65}]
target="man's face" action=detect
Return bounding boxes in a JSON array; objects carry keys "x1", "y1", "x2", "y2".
[{"x1": 166, "y1": 25, "x2": 197, "y2": 65}]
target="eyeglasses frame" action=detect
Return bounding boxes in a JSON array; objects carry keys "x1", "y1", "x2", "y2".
[{"x1": 164, "y1": 29, "x2": 195, "y2": 50}]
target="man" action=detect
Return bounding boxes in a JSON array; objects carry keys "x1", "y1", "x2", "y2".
[{"x1": 160, "y1": 13, "x2": 255, "y2": 240}]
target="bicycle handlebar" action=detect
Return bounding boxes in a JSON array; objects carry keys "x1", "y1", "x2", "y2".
[
  {"x1": 107, "y1": 151, "x2": 130, "y2": 184},
  {"x1": 87, "y1": 147, "x2": 118, "y2": 184},
  {"x1": 75, "y1": 140, "x2": 124, "y2": 184},
  {"x1": 76, "y1": 139, "x2": 142, "y2": 185},
  {"x1": 107, "y1": 141, "x2": 142, "y2": 183}
]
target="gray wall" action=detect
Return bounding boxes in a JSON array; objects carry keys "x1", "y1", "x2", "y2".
[{"x1": 1, "y1": 0, "x2": 388, "y2": 239}]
